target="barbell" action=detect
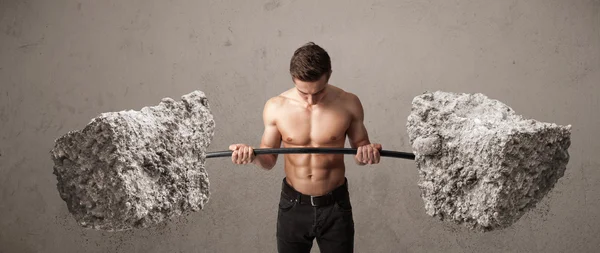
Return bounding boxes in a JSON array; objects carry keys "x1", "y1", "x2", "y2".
[
  {"x1": 205, "y1": 148, "x2": 415, "y2": 159},
  {"x1": 50, "y1": 90, "x2": 571, "y2": 232}
]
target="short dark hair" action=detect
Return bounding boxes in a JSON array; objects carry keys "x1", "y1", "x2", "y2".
[{"x1": 289, "y1": 42, "x2": 331, "y2": 82}]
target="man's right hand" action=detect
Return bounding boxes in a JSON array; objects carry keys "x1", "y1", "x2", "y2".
[{"x1": 229, "y1": 144, "x2": 256, "y2": 165}]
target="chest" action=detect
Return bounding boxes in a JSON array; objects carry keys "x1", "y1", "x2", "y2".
[{"x1": 277, "y1": 105, "x2": 351, "y2": 146}]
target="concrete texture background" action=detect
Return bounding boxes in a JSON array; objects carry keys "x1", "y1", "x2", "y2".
[{"x1": 0, "y1": 0, "x2": 598, "y2": 252}]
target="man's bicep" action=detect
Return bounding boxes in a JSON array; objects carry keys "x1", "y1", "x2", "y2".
[
  {"x1": 347, "y1": 118, "x2": 370, "y2": 148},
  {"x1": 346, "y1": 93, "x2": 371, "y2": 148},
  {"x1": 260, "y1": 123, "x2": 282, "y2": 149},
  {"x1": 260, "y1": 98, "x2": 282, "y2": 149}
]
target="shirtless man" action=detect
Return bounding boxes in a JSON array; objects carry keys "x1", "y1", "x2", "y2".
[{"x1": 229, "y1": 42, "x2": 382, "y2": 253}]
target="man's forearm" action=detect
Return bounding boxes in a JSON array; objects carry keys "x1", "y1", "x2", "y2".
[{"x1": 253, "y1": 154, "x2": 277, "y2": 170}]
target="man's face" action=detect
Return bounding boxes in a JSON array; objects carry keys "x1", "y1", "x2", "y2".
[{"x1": 293, "y1": 73, "x2": 330, "y2": 105}]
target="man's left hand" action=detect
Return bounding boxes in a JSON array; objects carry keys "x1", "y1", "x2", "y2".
[{"x1": 355, "y1": 143, "x2": 382, "y2": 165}]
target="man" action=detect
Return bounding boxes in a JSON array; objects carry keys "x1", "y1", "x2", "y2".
[{"x1": 229, "y1": 42, "x2": 382, "y2": 253}]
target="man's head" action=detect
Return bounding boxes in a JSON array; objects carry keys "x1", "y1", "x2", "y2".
[{"x1": 290, "y1": 42, "x2": 332, "y2": 105}]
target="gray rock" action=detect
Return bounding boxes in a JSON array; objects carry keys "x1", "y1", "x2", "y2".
[
  {"x1": 50, "y1": 90, "x2": 215, "y2": 231},
  {"x1": 406, "y1": 91, "x2": 571, "y2": 231}
]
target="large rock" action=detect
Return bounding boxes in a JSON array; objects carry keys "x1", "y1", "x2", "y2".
[
  {"x1": 406, "y1": 91, "x2": 571, "y2": 231},
  {"x1": 50, "y1": 90, "x2": 215, "y2": 231}
]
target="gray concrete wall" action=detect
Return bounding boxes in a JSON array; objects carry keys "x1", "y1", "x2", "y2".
[{"x1": 1, "y1": 0, "x2": 598, "y2": 252}]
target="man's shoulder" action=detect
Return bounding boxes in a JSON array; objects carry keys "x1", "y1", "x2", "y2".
[
  {"x1": 262, "y1": 94, "x2": 289, "y2": 116},
  {"x1": 329, "y1": 86, "x2": 362, "y2": 117},
  {"x1": 328, "y1": 85, "x2": 360, "y2": 106},
  {"x1": 266, "y1": 88, "x2": 298, "y2": 106},
  {"x1": 327, "y1": 84, "x2": 358, "y2": 100},
  {"x1": 265, "y1": 94, "x2": 287, "y2": 107}
]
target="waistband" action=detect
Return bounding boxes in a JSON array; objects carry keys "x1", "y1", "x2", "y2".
[{"x1": 281, "y1": 177, "x2": 349, "y2": 206}]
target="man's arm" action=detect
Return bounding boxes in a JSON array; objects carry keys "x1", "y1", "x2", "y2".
[
  {"x1": 345, "y1": 93, "x2": 381, "y2": 165},
  {"x1": 252, "y1": 97, "x2": 283, "y2": 170},
  {"x1": 346, "y1": 93, "x2": 371, "y2": 148}
]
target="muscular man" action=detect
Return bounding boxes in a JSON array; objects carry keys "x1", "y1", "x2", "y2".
[{"x1": 229, "y1": 42, "x2": 381, "y2": 253}]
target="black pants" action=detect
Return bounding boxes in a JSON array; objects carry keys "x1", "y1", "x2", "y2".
[{"x1": 276, "y1": 178, "x2": 355, "y2": 253}]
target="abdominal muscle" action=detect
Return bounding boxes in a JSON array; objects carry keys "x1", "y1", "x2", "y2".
[{"x1": 283, "y1": 149, "x2": 347, "y2": 196}]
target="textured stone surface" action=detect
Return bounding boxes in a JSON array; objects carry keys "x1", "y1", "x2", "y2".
[
  {"x1": 407, "y1": 91, "x2": 571, "y2": 231},
  {"x1": 50, "y1": 91, "x2": 215, "y2": 231}
]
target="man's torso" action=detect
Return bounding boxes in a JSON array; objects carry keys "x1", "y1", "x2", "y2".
[{"x1": 271, "y1": 85, "x2": 353, "y2": 196}]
